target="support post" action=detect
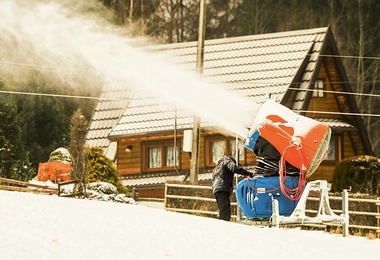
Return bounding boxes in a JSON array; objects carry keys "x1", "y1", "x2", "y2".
[
  {"x1": 271, "y1": 195, "x2": 280, "y2": 228},
  {"x1": 235, "y1": 134, "x2": 242, "y2": 222},
  {"x1": 57, "y1": 180, "x2": 61, "y2": 196},
  {"x1": 164, "y1": 183, "x2": 168, "y2": 210},
  {"x1": 342, "y1": 188, "x2": 350, "y2": 237},
  {"x1": 190, "y1": 0, "x2": 206, "y2": 184}
]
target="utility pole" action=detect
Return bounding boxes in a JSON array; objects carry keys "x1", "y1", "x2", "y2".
[
  {"x1": 190, "y1": 0, "x2": 206, "y2": 185},
  {"x1": 129, "y1": 0, "x2": 134, "y2": 34},
  {"x1": 235, "y1": 134, "x2": 242, "y2": 222}
]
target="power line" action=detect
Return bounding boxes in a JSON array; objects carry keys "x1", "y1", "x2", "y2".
[
  {"x1": 287, "y1": 87, "x2": 380, "y2": 99},
  {"x1": 1, "y1": 89, "x2": 379, "y2": 118},
  {"x1": 0, "y1": 61, "x2": 90, "y2": 72},
  {"x1": 296, "y1": 110, "x2": 380, "y2": 118},
  {"x1": 231, "y1": 84, "x2": 380, "y2": 99},
  {"x1": 235, "y1": 80, "x2": 380, "y2": 86},
  {"x1": 317, "y1": 54, "x2": 380, "y2": 61},
  {"x1": 0, "y1": 90, "x2": 131, "y2": 102},
  {"x1": 0, "y1": 50, "x2": 379, "y2": 73}
]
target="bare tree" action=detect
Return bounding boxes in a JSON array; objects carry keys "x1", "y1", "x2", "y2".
[{"x1": 68, "y1": 108, "x2": 88, "y2": 195}]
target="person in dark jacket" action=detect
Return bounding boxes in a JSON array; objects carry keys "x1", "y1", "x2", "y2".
[{"x1": 212, "y1": 156, "x2": 253, "y2": 221}]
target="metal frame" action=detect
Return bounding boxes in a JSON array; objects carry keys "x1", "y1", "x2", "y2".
[{"x1": 270, "y1": 180, "x2": 350, "y2": 237}]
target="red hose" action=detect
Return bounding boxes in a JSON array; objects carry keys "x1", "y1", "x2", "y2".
[{"x1": 279, "y1": 143, "x2": 306, "y2": 201}]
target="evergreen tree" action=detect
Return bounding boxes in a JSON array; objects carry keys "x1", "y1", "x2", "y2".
[
  {"x1": 17, "y1": 81, "x2": 70, "y2": 169},
  {"x1": 87, "y1": 146, "x2": 128, "y2": 194},
  {"x1": 0, "y1": 89, "x2": 33, "y2": 180}
]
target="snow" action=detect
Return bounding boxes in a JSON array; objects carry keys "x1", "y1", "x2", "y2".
[{"x1": 0, "y1": 190, "x2": 379, "y2": 260}]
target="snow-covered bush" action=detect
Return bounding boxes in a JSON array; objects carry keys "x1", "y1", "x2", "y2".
[
  {"x1": 331, "y1": 155, "x2": 380, "y2": 195},
  {"x1": 56, "y1": 181, "x2": 135, "y2": 204},
  {"x1": 87, "y1": 181, "x2": 117, "y2": 194},
  {"x1": 86, "y1": 182, "x2": 135, "y2": 204},
  {"x1": 48, "y1": 147, "x2": 71, "y2": 163}
]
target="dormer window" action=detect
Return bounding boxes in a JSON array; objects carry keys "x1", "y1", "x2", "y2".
[{"x1": 313, "y1": 79, "x2": 325, "y2": 98}]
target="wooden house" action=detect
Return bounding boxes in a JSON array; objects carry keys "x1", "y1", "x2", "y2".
[{"x1": 86, "y1": 27, "x2": 373, "y2": 198}]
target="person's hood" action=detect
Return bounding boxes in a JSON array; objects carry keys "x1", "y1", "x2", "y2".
[{"x1": 216, "y1": 155, "x2": 228, "y2": 165}]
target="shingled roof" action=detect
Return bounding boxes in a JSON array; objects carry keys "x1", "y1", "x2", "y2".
[{"x1": 87, "y1": 27, "x2": 361, "y2": 157}]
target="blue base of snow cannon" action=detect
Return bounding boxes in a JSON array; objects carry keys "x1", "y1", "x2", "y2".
[{"x1": 236, "y1": 176, "x2": 299, "y2": 219}]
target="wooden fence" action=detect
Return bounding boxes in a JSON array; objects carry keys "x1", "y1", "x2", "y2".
[
  {"x1": 164, "y1": 182, "x2": 380, "y2": 238},
  {"x1": 0, "y1": 177, "x2": 58, "y2": 195},
  {"x1": 0, "y1": 177, "x2": 80, "y2": 197}
]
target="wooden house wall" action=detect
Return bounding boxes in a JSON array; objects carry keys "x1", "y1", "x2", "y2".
[
  {"x1": 305, "y1": 61, "x2": 363, "y2": 181},
  {"x1": 116, "y1": 130, "x2": 257, "y2": 176},
  {"x1": 117, "y1": 132, "x2": 200, "y2": 175},
  {"x1": 137, "y1": 188, "x2": 165, "y2": 198}
]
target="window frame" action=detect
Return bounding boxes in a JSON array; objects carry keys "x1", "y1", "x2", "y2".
[
  {"x1": 324, "y1": 134, "x2": 341, "y2": 163},
  {"x1": 205, "y1": 136, "x2": 245, "y2": 167},
  {"x1": 142, "y1": 140, "x2": 181, "y2": 172},
  {"x1": 313, "y1": 79, "x2": 325, "y2": 98}
]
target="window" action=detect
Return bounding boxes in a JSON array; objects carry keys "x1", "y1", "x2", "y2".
[
  {"x1": 165, "y1": 146, "x2": 179, "y2": 167},
  {"x1": 325, "y1": 135, "x2": 341, "y2": 162},
  {"x1": 148, "y1": 147, "x2": 161, "y2": 168},
  {"x1": 211, "y1": 140, "x2": 226, "y2": 163},
  {"x1": 143, "y1": 141, "x2": 180, "y2": 171},
  {"x1": 325, "y1": 138, "x2": 336, "y2": 161},
  {"x1": 206, "y1": 136, "x2": 245, "y2": 166},
  {"x1": 313, "y1": 79, "x2": 324, "y2": 98}
]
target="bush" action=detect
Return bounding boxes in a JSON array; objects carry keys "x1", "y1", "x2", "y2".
[
  {"x1": 331, "y1": 155, "x2": 380, "y2": 195},
  {"x1": 86, "y1": 146, "x2": 128, "y2": 194},
  {"x1": 48, "y1": 147, "x2": 71, "y2": 163}
]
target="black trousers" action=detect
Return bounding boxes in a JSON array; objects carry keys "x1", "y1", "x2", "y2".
[{"x1": 214, "y1": 191, "x2": 231, "y2": 221}]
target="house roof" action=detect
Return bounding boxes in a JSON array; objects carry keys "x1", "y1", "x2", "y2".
[
  {"x1": 107, "y1": 27, "x2": 329, "y2": 139},
  {"x1": 121, "y1": 172, "x2": 199, "y2": 190},
  {"x1": 86, "y1": 88, "x2": 133, "y2": 156},
  {"x1": 121, "y1": 166, "x2": 257, "y2": 190},
  {"x1": 86, "y1": 26, "x2": 373, "y2": 158}
]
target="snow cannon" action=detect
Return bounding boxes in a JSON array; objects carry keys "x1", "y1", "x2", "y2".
[
  {"x1": 237, "y1": 100, "x2": 331, "y2": 219},
  {"x1": 244, "y1": 99, "x2": 331, "y2": 178}
]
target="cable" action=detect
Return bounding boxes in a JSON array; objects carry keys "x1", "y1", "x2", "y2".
[
  {"x1": 0, "y1": 53, "x2": 379, "y2": 69},
  {"x1": 0, "y1": 90, "x2": 132, "y2": 102},
  {"x1": 317, "y1": 54, "x2": 380, "y2": 61},
  {"x1": 1, "y1": 89, "x2": 379, "y2": 117},
  {"x1": 0, "y1": 61, "x2": 93, "y2": 73},
  {"x1": 226, "y1": 82, "x2": 380, "y2": 100},
  {"x1": 296, "y1": 110, "x2": 380, "y2": 118},
  {"x1": 287, "y1": 87, "x2": 380, "y2": 99}
]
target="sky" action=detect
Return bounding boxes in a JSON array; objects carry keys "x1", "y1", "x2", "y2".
[{"x1": 0, "y1": 190, "x2": 379, "y2": 260}]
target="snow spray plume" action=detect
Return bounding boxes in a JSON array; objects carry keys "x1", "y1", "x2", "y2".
[{"x1": 0, "y1": 0, "x2": 259, "y2": 138}]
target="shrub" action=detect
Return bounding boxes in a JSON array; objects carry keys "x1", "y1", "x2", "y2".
[
  {"x1": 86, "y1": 146, "x2": 128, "y2": 194},
  {"x1": 48, "y1": 147, "x2": 71, "y2": 163},
  {"x1": 331, "y1": 155, "x2": 380, "y2": 195}
]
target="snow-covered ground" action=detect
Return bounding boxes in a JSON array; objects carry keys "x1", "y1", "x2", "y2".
[{"x1": 0, "y1": 190, "x2": 379, "y2": 260}]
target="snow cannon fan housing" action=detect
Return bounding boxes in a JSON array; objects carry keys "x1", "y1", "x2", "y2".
[{"x1": 245, "y1": 100, "x2": 331, "y2": 178}]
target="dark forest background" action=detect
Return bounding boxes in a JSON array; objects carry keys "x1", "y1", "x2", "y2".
[{"x1": 1, "y1": 0, "x2": 379, "y2": 180}]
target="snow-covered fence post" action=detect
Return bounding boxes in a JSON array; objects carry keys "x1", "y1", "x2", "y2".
[{"x1": 342, "y1": 188, "x2": 350, "y2": 237}]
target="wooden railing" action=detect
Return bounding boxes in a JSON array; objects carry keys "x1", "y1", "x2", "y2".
[
  {"x1": 164, "y1": 182, "x2": 380, "y2": 238},
  {"x1": 57, "y1": 179, "x2": 78, "y2": 197},
  {"x1": 0, "y1": 177, "x2": 57, "y2": 195}
]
